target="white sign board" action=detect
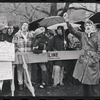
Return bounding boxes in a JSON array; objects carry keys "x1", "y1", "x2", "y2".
[
  {"x1": 0, "y1": 42, "x2": 15, "y2": 61},
  {"x1": 0, "y1": 62, "x2": 12, "y2": 80}
]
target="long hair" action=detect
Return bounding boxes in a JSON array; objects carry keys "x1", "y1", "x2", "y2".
[{"x1": 57, "y1": 26, "x2": 64, "y2": 34}]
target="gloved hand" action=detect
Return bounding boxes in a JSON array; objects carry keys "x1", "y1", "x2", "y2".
[
  {"x1": 63, "y1": 12, "x2": 69, "y2": 22},
  {"x1": 33, "y1": 46, "x2": 38, "y2": 50},
  {"x1": 64, "y1": 40, "x2": 67, "y2": 45},
  {"x1": 42, "y1": 50, "x2": 47, "y2": 54}
]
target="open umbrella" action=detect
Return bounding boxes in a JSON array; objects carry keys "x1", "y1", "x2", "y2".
[
  {"x1": 89, "y1": 12, "x2": 100, "y2": 28},
  {"x1": 89, "y1": 12, "x2": 100, "y2": 24},
  {"x1": 74, "y1": 21, "x2": 85, "y2": 31},
  {"x1": 47, "y1": 22, "x2": 81, "y2": 30},
  {"x1": 29, "y1": 18, "x2": 44, "y2": 31},
  {"x1": 39, "y1": 16, "x2": 65, "y2": 27}
]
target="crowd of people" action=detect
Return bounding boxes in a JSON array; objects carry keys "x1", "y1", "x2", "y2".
[{"x1": 0, "y1": 12, "x2": 100, "y2": 96}]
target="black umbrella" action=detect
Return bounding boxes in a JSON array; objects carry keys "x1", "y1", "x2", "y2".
[
  {"x1": 74, "y1": 21, "x2": 85, "y2": 32},
  {"x1": 89, "y1": 12, "x2": 100, "y2": 28},
  {"x1": 29, "y1": 18, "x2": 44, "y2": 31},
  {"x1": 90, "y1": 12, "x2": 100, "y2": 24}
]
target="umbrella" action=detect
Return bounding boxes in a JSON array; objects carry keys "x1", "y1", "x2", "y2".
[
  {"x1": 74, "y1": 21, "x2": 85, "y2": 31},
  {"x1": 89, "y1": 12, "x2": 100, "y2": 28},
  {"x1": 29, "y1": 18, "x2": 44, "y2": 31},
  {"x1": 47, "y1": 22, "x2": 81, "y2": 30},
  {"x1": 39, "y1": 16, "x2": 65, "y2": 27},
  {"x1": 89, "y1": 12, "x2": 100, "y2": 24}
]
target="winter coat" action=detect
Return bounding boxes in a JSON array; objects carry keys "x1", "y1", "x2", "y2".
[
  {"x1": 32, "y1": 35, "x2": 49, "y2": 54},
  {"x1": 0, "y1": 32, "x2": 7, "y2": 41},
  {"x1": 47, "y1": 34, "x2": 69, "y2": 67},
  {"x1": 67, "y1": 22, "x2": 100, "y2": 85}
]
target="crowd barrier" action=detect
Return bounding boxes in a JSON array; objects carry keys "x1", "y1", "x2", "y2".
[
  {"x1": 11, "y1": 50, "x2": 83, "y2": 96},
  {"x1": 13, "y1": 50, "x2": 84, "y2": 64}
]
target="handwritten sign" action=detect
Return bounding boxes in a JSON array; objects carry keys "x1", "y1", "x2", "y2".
[
  {"x1": 0, "y1": 62, "x2": 13, "y2": 80},
  {"x1": 0, "y1": 42, "x2": 15, "y2": 61}
]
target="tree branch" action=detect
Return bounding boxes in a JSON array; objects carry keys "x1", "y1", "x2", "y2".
[
  {"x1": 11, "y1": 3, "x2": 21, "y2": 13},
  {"x1": 13, "y1": 12, "x2": 30, "y2": 20},
  {"x1": 58, "y1": 3, "x2": 71, "y2": 16},
  {"x1": 57, "y1": 8, "x2": 64, "y2": 13},
  {"x1": 34, "y1": 7, "x2": 50, "y2": 16},
  {"x1": 25, "y1": 3, "x2": 30, "y2": 17},
  {"x1": 68, "y1": 7, "x2": 95, "y2": 14}
]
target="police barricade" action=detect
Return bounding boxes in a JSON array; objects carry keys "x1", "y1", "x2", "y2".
[
  {"x1": 13, "y1": 50, "x2": 84, "y2": 64},
  {"x1": 12, "y1": 50, "x2": 83, "y2": 96}
]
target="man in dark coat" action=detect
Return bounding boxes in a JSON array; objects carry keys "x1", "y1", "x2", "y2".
[
  {"x1": 47, "y1": 26, "x2": 69, "y2": 87},
  {"x1": 32, "y1": 27, "x2": 49, "y2": 88}
]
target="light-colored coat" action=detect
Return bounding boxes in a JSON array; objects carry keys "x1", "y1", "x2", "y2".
[{"x1": 67, "y1": 22, "x2": 100, "y2": 85}]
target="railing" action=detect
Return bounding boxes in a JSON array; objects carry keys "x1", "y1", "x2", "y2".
[{"x1": 13, "y1": 50, "x2": 84, "y2": 64}]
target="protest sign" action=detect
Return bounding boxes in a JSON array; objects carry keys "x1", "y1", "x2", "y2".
[
  {"x1": 0, "y1": 62, "x2": 13, "y2": 80},
  {"x1": 0, "y1": 42, "x2": 15, "y2": 61}
]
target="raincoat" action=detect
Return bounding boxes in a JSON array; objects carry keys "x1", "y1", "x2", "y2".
[{"x1": 67, "y1": 22, "x2": 100, "y2": 85}]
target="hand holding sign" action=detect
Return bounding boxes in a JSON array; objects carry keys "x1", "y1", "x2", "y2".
[
  {"x1": 42, "y1": 50, "x2": 47, "y2": 54},
  {"x1": 63, "y1": 12, "x2": 69, "y2": 22}
]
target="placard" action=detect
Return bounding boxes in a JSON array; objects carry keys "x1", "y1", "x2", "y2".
[
  {"x1": 0, "y1": 62, "x2": 12, "y2": 80},
  {"x1": 0, "y1": 42, "x2": 15, "y2": 61}
]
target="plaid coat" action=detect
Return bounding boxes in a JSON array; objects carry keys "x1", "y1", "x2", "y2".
[{"x1": 12, "y1": 30, "x2": 34, "y2": 52}]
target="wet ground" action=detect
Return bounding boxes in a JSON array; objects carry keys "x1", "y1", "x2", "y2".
[{"x1": 0, "y1": 77, "x2": 83, "y2": 96}]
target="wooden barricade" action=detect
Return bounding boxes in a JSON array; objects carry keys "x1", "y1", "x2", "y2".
[{"x1": 12, "y1": 50, "x2": 83, "y2": 96}]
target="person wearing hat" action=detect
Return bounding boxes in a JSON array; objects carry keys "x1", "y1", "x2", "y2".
[
  {"x1": 64, "y1": 12, "x2": 100, "y2": 96},
  {"x1": 0, "y1": 23, "x2": 8, "y2": 41},
  {"x1": 12, "y1": 22, "x2": 35, "y2": 91},
  {"x1": 0, "y1": 23, "x2": 8, "y2": 94},
  {"x1": 32, "y1": 27, "x2": 49, "y2": 88}
]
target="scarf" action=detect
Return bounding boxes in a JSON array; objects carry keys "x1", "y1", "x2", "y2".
[{"x1": 20, "y1": 31, "x2": 28, "y2": 42}]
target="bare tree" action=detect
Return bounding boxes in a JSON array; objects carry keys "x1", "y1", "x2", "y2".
[
  {"x1": 10, "y1": 3, "x2": 36, "y2": 22},
  {"x1": 33, "y1": 3, "x2": 97, "y2": 18},
  {"x1": 50, "y1": 3, "x2": 57, "y2": 16}
]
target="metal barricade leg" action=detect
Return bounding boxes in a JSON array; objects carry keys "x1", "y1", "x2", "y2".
[{"x1": 22, "y1": 55, "x2": 35, "y2": 96}]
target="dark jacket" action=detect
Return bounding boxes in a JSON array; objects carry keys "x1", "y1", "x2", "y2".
[
  {"x1": 32, "y1": 35, "x2": 49, "y2": 54},
  {"x1": 0, "y1": 32, "x2": 7, "y2": 41},
  {"x1": 47, "y1": 34, "x2": 69, "y2": 67}
]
